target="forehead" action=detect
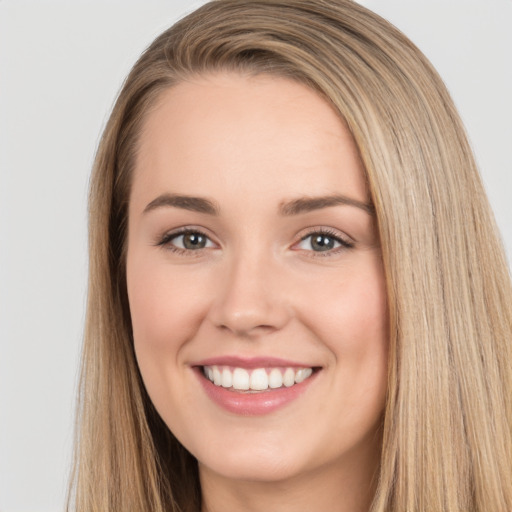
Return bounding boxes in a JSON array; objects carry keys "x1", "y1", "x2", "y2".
[{"x1": 131, "y1": 73, "x2": 368, "y2": 214}]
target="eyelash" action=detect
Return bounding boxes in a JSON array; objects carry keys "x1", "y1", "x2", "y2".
[
  {"x1": 155, "y1": 227, "x2": 354, "y2": 257},
  {"x1": 296, "y1": 228, "x2": 354, "y2": 257},
  {"x1": 155, "y1": 228, "x2": 213, "y2": 256}
]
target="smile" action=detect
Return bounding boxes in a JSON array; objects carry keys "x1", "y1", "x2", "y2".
[
  {"x1": 203, "y1": 365, "x2": 313, "y2": 392},
  {"x1": 194, "y1": 358, "x2": 321, "y2": 415}
]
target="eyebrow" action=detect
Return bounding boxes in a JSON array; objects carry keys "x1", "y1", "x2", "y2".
[
  {"x1": 143, "y1": 193, "x2": 374, "y2": 216},
  {"x1": 143, "y1": 194, "x2": 220, "y2": 215},
  {"x1": 279, "y1": 195, "x2": 375, "y2": 216}
]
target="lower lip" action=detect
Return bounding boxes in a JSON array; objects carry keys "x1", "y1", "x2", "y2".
[{"x1": 194, "y1": 367, "x2": 318, "y2": 416}]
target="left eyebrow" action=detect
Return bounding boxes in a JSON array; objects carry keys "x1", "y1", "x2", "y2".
[
  {"x1": 143, "y1": 193, "x2": 219, "y2": 215},
  {"x1": 279, "y1": 195, "x2": 375, "y2": 216}
]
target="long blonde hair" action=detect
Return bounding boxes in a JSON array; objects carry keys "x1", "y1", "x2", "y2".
[{"x1": 68, "y1": 1, "x2": 512, "y2": 510}]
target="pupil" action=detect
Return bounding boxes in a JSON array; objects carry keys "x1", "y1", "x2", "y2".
[
  {"x1": 312, "y1": 235, "x2": 334, "y2": 251},
  {"x1": 183, "y1": 233, "x2": 206, "y2": 249}
]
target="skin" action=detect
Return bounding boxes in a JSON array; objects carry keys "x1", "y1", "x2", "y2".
[{"x1": 126, "y1": 73, "x2": 389, "y2": 512}]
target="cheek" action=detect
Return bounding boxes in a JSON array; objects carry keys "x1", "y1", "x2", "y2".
[
  {"x1": 340, "y1": 276, "x2": 388, "y2": 353},
  {"x1": 303, "y1": 261, "x2": 388, "y2": 355},
  {"x1": 126, "y1": 254, "x2": 212, "y2": 428},
  {"x1": 127, "y1": 255, "x2": 205, "y2": 349},
  {"x1": 300, "y1": 258, "x2": 389, "y2": 411},
  {"x1": 126, "y1": 254, "x2": 213, "y2": 399}
]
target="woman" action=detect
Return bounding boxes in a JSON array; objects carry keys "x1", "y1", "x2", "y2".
[{"x1": 68, "y1": 1, "x2": 512, "y2": 511}]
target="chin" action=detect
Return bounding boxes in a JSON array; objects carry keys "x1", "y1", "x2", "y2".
[{"x1": 198, "y1": 449, "x2": 306, "y2": 483}]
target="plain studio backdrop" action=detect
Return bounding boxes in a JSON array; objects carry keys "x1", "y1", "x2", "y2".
[{"x1": 0, "y1": 1, "x2": 510, "y2": 511}]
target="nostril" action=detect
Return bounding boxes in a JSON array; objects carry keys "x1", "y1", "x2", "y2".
[
  {"x1": 218, "y1": 322, "x2": 279, "y2": 338},
  {"x1": 208, "y1": 265, "x2": 291, "y2": 335}
]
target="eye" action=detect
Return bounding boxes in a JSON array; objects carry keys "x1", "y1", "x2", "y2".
[
  {"x1": 295, "y1": 230, "x2": 353, "y2": 253},
  {"x1": 158, "y1": 230, "x2": 215, "y2": 251}
]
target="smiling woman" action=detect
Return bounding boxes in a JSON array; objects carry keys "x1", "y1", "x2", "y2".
[
  {"x1": 67, "y1": 1, "x2": 512, "y2": 512},
  {"x1": 127, "y1": 76, "x2": 388, "y2": 505}
]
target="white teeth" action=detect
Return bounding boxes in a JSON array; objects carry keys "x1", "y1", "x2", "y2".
[
  {"x1": 232, "y1": 368, "x2": 250, "y2": 390},
  {"x1": 295, "y1": 368, "x2": 313, "y2": 383},
  {"x1": 221, "y1": 367, "x2": 232, "y2": 388},
  {"x1": 213, "y1": 366, "x2": 222, "y2": 386},
  {"x1": 250, "y1": 368, "x2": 268, "y2": 391},
  {"x1": 268, "y1": 368, "x2": 283, "y2": 389},
  {"x1": 203, "y1": 365, "x2": 314, "y2": 391},
  {"x1": 283, "y1": 368, "x2": 295, "y2": 387}
]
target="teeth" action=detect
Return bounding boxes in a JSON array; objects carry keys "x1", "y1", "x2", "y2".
[
  {"x1": 232, "y1": 368, "x2": 250, "y2": 390},
  {"x1": 268, "y1": 368, "x2": 283, "y2": 389},
  {"x1": 250, "y1": 368, "x2": 268, "y2": 391},
  {"x1": 283, "y1": 368, "x2": 295, "y2": 387},
  {"x1": 221, "y1": 367, "x2": 232, "y2": 388},
  {"x1": 203, "y1": 365, "x2": 314, "y2": 391},
  {"x1": 295, "y1": 368, "x2": 313, "y2": 383},
  {"x1": 213, "y1": 366, "x2": 222, "y2": 386}
]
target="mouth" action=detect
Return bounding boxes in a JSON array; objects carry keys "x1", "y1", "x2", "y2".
[
  {"x1": 202, "y1": 365, "x2": 315, "y2": 392},
  {"x1": 193, "y1": 358, "x2": 321, "y2": 415}
]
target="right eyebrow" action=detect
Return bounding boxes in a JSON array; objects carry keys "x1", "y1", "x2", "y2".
[{"x1": 143, "y1": 193, "x2": 220, "y2": 215}]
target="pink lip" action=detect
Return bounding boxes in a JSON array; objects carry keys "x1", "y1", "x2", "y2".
[
  {"x1": 193, "y1": 356, "x2": 312, "y2": 369},
  {"x1": 192, "y1": 363, "x2": 319, "y2": 416}
]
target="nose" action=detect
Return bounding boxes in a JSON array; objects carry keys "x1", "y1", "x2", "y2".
[{"x1": 208, "y1": 251, "x2": 291, "y2": 338}]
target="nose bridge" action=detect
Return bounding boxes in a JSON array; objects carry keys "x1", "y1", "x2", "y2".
[{"x1": 210, "y1": 242, "x2": 289, "y2": 336}]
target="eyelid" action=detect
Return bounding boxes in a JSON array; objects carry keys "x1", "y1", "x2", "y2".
[
  {"x1": 155, "y1": 226, "x2": 218, "y2": 253},
  {"x1": 292, "y1": 226, "x2": 354, "y2": 254},
  {"x1": 154, "y1": 225, "x2": 353, "y2": 256}
]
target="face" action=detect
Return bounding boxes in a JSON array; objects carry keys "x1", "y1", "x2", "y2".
[{"x1": 126, "y1": 73, "x2": 388, "y2": 485}]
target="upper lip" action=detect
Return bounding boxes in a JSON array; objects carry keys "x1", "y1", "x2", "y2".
[{"x1": 192, "y1": 356, "x2": 318, "y2": 369}]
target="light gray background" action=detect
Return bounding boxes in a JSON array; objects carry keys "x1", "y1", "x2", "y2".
[{"x1": 0, "y1": 1, "x2": 510, "y2": 511}]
